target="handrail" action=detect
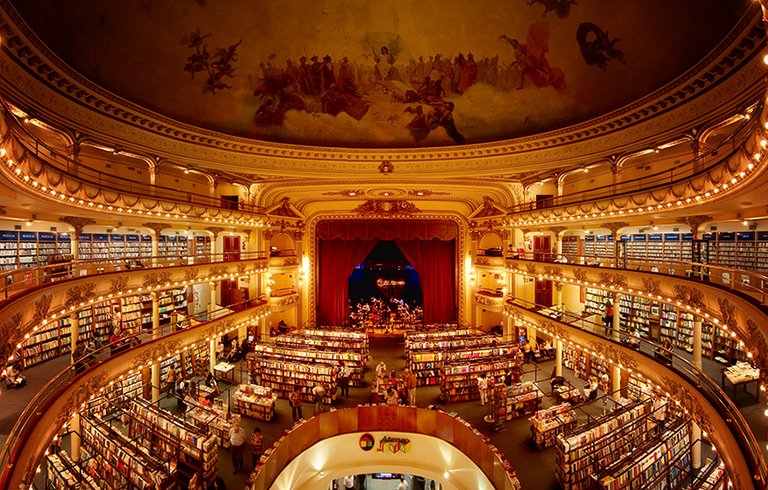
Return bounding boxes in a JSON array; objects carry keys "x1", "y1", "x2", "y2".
[
  {"x1": 504, "y1": 104, "x2": 759, "y2": 216},
  {"x1": 0, "y1": 250, "x2": 268, "y2": 301},
  {"x1": 0, "y1": 300, "x2": 268, "y2": 489},
  {"x1": 505, "y1": 297, "x2": 767, "y2": 486},
  {"x1": 504, "y1": 252, "x2": 768, "y2": 306},
  {"x1": 3, "y1": 101, "x2": 267, "y2": 216}
]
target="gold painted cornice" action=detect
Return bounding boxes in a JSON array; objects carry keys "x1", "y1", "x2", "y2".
[{"x1": 0, "y1": 3, "x2": 762, "y2": 178}]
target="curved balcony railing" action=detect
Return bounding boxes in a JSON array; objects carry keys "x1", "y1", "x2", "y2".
[
  {"x1": 504, "y1": 251, "x2": 768, "y2": 306},
  {"x1": 246, "y1": 405, "x2": 521, "y2": 490},
  {"x1": 3, "y1": 100, "x2": 267, "y2": 217},
  {"x1": 500, "y1": 106, "x2": 768, "y2": 228},
  {"x1": 503, "y1": 298, "x2": 767, "y2": 488},
  {"x1": 0, "y1": 301, "x2": 269, "y2": 490},
  {"x1": 0, "y1": 107, "x2": 267, "y2": 228},
  {"x1": 503, "y1": 99, "x2": 761, "y2": 218},
  {"x1": 0, "y1": 250, "x2": 267, "y2": 301}
]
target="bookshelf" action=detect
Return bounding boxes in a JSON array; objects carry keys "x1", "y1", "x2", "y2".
[
  {"x1": 594, "y1": 421, "x2": 691, "y2": 490},
  {"x1": 440, "y1": 358, "x2": 522, "y2": 403},
  {"x1": 252, "y1": 343, "x2": 366, "y2": 386},
  {"x1": 561, "y1": 235, "x2": 580, "y2": 262},
  {"x1": 684, "y1": 458, "x2": 727, "y2": 489},
  {"x1": 273, "y1": 329, "x2": 370, "y2": 356},
  {"x1": 0, "y1": 230, "x2": 74, "y2": 270},
  {"x1": 659, "y1": 303, "x2": 677, "y2": 348},
  {"x1": 184, "y1": 396, "x2": 239, "y2": 448},
  {"x1": 495, "y1": 381, "x2": 544, "y2": 420},
  {"x1": 46, "y1": 451, "x2": 100, "y2": 490},
  {"x1": 256, "y1": 358, "x2": 338, "y2": 404},
  {"x1": 128, "y1": 398, "x2": 218, "y2": 485},
  {"x1": 194, "y1": 236, "x2": 212, "y2": 260},
  {"x1": 20, "y1": 317, "x2": 70, "y2": 367},
  {"x1": 529, "y1": 403, "x2": 577, "y2": 449},
  {"x1": 584, "y1": 288, "x2": 610, "y2": 317},
  {"x1": 563, "y1": 344, "x2": 608, "y2": 384},
  {"x1": 232, "y1": 384, "x2": 276, "y2": 421},
  {"x1": 80, "y1": 412, "x2": 175, "y2": 489},
  {"x1": 555, "y1": 401, "x2": 648, "y2": 490},
  {"x1": 618, "y1": 295, "x2": 651, "y2": 338},
  {"x1": 407, "y1": 336, "x2": 518, "y2": 386}
]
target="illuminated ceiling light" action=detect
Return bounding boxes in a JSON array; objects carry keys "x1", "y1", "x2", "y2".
[{"x1": 764, "y1": 53, "x2": 768, "y2": 65}]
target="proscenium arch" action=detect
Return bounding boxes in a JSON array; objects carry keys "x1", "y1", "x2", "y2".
[{"x1": 268, "y1": 432, "x2": 495, "y2": 490}]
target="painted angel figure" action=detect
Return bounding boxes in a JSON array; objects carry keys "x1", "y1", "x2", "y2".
[{"x1": 500, "y1": 21, "x2": 566, "y2": 91}]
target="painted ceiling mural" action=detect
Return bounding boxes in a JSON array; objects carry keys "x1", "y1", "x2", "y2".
[{"x1": 10, "y1": 0, "x2": 750, "y2": 148}]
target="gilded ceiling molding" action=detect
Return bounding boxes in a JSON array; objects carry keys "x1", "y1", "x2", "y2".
[
  {"x1": 352, "y1": 199, "x2": 420, "y2": 216},
  {"x1": 59, "y1": 216, "x2": 95, "y2": 236},
  {"x1": 108, "y1": 276, "x2": 128, "y2": 295},
  {"x1": 32, "y1": 294, "x2": 53, "y2": 323},
  {"x1": 64, "y1": 283, "x2": 96, "y2": 308},
  {"x1": 0, "y1": 4, "x2": 762, "y2": 176},
  {"x1": 141, "y1": 271, "x2": 173, "y2": 289},
  {"x1": 548, "y1": 226, "x2": 567, "y2": 236}
]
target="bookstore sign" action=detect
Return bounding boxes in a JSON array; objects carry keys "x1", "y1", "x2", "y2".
[{"x1": 359, "y1": 433, "x2": 412, "y2": 454}]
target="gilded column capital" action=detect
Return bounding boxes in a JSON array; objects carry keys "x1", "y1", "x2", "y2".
[
  {"x1": 59, "y1": 216, "x2": 95, "y2": 236},
  {"x1": 142, "y1": 222, "x2": 168, "y2": 236},
  {"x1": 602, "y1": 221, "x2": 629, "y2": 240},
  {"x1": 205, "y1": 226, "x2": 226, "y2": 240},
  {"x1": 548, "y1": 226, "x2": 568, "y2": 236},
  {"x1": 675, "y1": 215, "x2": 713, "y2": 239}
]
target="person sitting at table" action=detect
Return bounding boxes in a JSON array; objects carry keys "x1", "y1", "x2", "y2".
[
  {"x1": 5, "y1": 362, "x2": 27, "y2": 389},
  {"x1": 583, "y1": 377, "x2": 599, "y2": 401}
]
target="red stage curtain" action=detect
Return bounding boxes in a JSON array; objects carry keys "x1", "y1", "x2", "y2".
[
  {"x1": 318, "y1": 238, "x2": 377, "y2": 326},
  {"x1": 395, "y1": 239, "x2": 456, "y2": 324}
]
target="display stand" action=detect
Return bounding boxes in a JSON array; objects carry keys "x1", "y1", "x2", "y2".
[
  {"x1": 529, "y1": 403, "x2": 577, "y2": 449},
  {"x1": 232, "y1": 384, "x2": 276, "y2": 421},
  {"x1": 256, "y1": 358, "x2": 337, "y2": 404},
  {"x1": 495, "y1": 382, "x2": 544, "y2": 421},
  {"x1": 440, "y1": 358, "x2": 522, "y2": 403},
  {"x1": 184, "y1": 396, "x2": 239, "y2": 448},
  {"x1": 721, "y1": 361, "x2": 761, "y2": 402},
  {"x1": 251, "y1": 342, "x2": 366, "y2": 386}
]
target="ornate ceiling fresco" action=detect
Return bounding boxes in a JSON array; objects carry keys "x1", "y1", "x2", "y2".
[{"x1": 9, "y1": 0, "x2": 750, "y2": 148}]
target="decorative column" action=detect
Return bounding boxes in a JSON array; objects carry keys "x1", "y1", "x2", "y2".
[
  {"x1": 69, "y1": 312, "x2": 80, "y2": 364},
  {"x1": 691, "y1": 314, "x2": 703, "y2": 470},
  {"x1": 611, "y1": 291, "x2": 621, "y2": 341},
  {"x1": 209, "y1": 281, "x2": 217, "y2": 319},
  {"x1": 59, "y1": 217, "x2": 95, "y2": 274},
  {"x1": 71, "y1": 414, "x2": 81, "y2": 462},
  {"x1": 609, "y1": 158, "x2": 619, "y2": 195},
  {"x1": 550, "y1": 226, "x2": 567, "y2": 262},
  {"x1": 612, "y1": 364, "x2": 621, "y2": 401},
  {"x1": 143, "y1": 222, "x2": 167, "y2": 267},
  {"x1": 690, "y1": 133, "x2": 701, "y2": 173},
  {"x1": 209, "y1": 337, "x2": 217, "y2": 372},
  {"x1": 151, "y1": 291, "x2": 161, "y2": 403},
  {"x1": 206, "y1": 227, "x2": 224, "y2": 262},
  {"x1": 603, "y1": 222, "x2": 628, "y2": 268},
  {"x1": 692, "y1": 315, "x2": 703, "y2": 370},
  {"x1": 555, "y1": 339, "x2": 563, "y2": 377},
  {"x1": 555, "y1": 281, "x2": 564, "y2": 310}
]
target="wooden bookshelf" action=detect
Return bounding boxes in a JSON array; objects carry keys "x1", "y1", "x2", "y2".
[
  {"x1": 256, "y1": 358, "x2": 338, "y2": 404},
  {"x1": 495, "y1": 381, "x2": 544, "y2": 421},
  {"x1": 440, "y1": 358, "x2": 522, "y2": 403},
  {"x1": 232, "y1": 384, "x2": 276, "y2": 421},
  {"x1": 46, "y1": 451, "x2": 100, "y2": 490},
  {"x1": 529, "y1": 403, "x2": 577, "y2": 449},
  {"x1": 555, "y1": 401, "x2": 648, "y2": 490},
  {"x1": 594, "y1": 421, "x2": 691, "y2": 489},
  {"x1": 252, "y1": 343, "x2": 366, "y2": 386}
]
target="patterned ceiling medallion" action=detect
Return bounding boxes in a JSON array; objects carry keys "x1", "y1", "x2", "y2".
[
  {"x1": 378, "y1": 160, "x2": 394, "y2": 174},
  {"x1": 407, "y1": 189, "x2": 449, "y2": 197},
  {"x1": 322, "y1": 189, "x2": 367, "y2": 197}
]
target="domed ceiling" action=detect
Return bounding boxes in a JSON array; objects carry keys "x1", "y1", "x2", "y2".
[{"x1": 9, "y1": 0, "x2": 752, "y2": 148}]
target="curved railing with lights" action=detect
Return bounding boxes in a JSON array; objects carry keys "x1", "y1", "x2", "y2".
[
  {"x1": 501, "y1": 298, "x2": 764, "y2": 488},
  {"x1": 502, "y1": 108, "x2": 768, "y2": 226},
  {"x1": 0, "y1": 255, "x2": 269, "y2": 374},
  {"x1": 0, "y1": 250, "x2": 267, "y2": 300},
  {"x1": 0, "y1": 108, "x2": 268, "y2": 228},
  {"x1": 0, "y1": 302, "x2": 270, "y2": 490},
  {"x1": 245, "y1": 406, "x2": 521, "y2": 490},
  {"x1": 500, "y1": 258, "x2": 768, "y2": 486}
]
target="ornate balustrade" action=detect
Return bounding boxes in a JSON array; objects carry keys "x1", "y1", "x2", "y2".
[
  {"x1": 503, "y1": 301, "x2": 765, "y2": 489},
  {"x1": 0, "y1": 305, "x2": 268, "y2": 490},
  {"x1": 0, "y1": 256, "x2": 269, "y2": 370}
]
